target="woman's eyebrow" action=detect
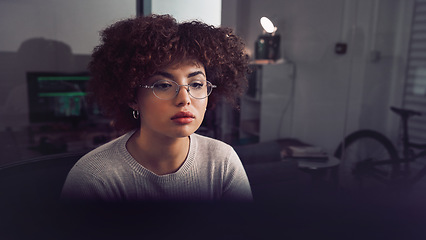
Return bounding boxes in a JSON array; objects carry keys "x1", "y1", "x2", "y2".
[
  {"x1": 151, "y1": 70, "x2": 205, "y2": 79},
  {"x1": 188, "y1": 71, "x2": 206, "y2": 78}
]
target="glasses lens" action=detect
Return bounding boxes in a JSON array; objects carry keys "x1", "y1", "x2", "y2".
[
  {"x1": 152, "y1": 80, "x2": 178, "y2": 100},
  {"x1": 188, "y1": 80, "x2": 211, "y2": 99}
]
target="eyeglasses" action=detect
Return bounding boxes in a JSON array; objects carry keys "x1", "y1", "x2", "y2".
[{"x1": 140, "y1": 79, "x2": 216, "y2": 100}]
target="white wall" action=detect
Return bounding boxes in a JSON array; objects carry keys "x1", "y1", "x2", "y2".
[
  {"x1": 0, "y1": 0, "x2": 136, "y2": 130},
  {"x1": 0, "y1": 0, "x2": 136, "y2": 54},
  {"x1": 149, "y1": 0, "x2": 221, "y2": 26},
  {"x1": 222, "y1": 0, "x2": 411, "y2": 152}
]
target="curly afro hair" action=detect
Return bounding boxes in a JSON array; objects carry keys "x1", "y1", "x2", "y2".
[{"x1": 89, "y1": 14, "x2": 249, "y2": 132}]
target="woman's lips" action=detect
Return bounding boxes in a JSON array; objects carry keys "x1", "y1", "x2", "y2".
[{"x1": 171, "y1": 111, "x2": 195, "y2": 124}]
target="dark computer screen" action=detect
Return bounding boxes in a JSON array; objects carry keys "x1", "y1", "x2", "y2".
[{"x1": 26, "y1": 72, "x2": 98, "y2": 125}]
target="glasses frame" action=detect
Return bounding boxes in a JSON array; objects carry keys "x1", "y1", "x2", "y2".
[{"x1": 140, "y1": 79, "x2": 217, "y2": 100}]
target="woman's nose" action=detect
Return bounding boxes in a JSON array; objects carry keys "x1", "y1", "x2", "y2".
[{"x1": 174, "y1": 85, "x2": 191, "y2": 106}]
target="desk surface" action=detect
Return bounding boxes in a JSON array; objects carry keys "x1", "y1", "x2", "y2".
[
  {"x1": 0, "y1": 125, "x2": 118, "y2": 168},
  {"x1": 296, "y1": 156, "x2": 340, "y2": 170}
]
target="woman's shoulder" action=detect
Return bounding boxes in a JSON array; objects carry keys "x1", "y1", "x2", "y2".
[
  {"x1": 73, "y1": 132, "x2": 133, "y2": 172},
  {"x1": 191, "y1": 133, "x2": 233, "y2": 151},
  {"x1": 190, "y1": 134, "x2": 239, "y2": 165}
]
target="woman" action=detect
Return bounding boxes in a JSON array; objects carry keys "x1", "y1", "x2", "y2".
[{"x1": 61, "y1": 14, "x2": 252, "y2": 202}]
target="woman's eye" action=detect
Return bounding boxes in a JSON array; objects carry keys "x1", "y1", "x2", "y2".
[
  {"x1": 189, "y1": 82, "x2": 204, "y2": 89},
  {"x1": 154, "y1": 82, "x2": 173, "y2": 91}
]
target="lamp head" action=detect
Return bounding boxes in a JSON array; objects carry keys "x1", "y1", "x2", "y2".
[
  {"x1": 260, "y1": 17, "x2": 277, "y2": 34},
  {"x1": 255, "y1": 16, "x2": 280, "y2": 60}
]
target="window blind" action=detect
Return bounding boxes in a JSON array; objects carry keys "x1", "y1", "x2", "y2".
[{"x1": 403, "y1": 0, "x2": 426, "y2": 143}]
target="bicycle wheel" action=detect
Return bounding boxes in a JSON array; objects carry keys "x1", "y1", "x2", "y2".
[{"x1": 334, "y1": 130, "x2": 399, "y2": 193}]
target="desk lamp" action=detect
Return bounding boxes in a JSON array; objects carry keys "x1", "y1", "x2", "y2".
[{"x1": 255, "y1": 17, "x2": 280, "y2": 60}]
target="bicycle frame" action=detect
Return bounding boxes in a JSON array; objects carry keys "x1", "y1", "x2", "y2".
[
  {"x1": 397, "y1": 106, "x2": 425, "y2": 160},
  {"x1": 338, "y1": 107, "x2": 426, "y2": 190},
  {"x1": 354, "y1": 148, "x2": 426, "y2": 178}
]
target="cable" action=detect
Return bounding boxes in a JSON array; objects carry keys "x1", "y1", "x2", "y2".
[{"x1": 276, "y1": 61, "x2": 296, "y2": 139}]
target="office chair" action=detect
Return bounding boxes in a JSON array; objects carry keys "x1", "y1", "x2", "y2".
[{"x1": 0, "y1": 151, "x2": 85, "y2": 206}]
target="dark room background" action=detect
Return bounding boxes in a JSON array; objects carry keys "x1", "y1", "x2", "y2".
[{"x1": 0, "y1": 0, "x2": 424, "y2": 165}]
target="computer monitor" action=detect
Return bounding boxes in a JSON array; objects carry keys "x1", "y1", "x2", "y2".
[{"x1": 26, "y1": 72, "x2": 99, "y2": 126}]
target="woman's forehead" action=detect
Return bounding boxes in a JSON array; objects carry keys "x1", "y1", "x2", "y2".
[{"x1": 164, "y1": 59, "x2": 204, "y2": 71}]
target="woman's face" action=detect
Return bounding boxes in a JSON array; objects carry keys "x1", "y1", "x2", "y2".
[{"x1": 132, "y1": 60, "x2": 209, "y2": 139}]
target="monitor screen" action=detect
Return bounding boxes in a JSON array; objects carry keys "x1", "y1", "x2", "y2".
[{"x1": 26, "y1": 72, "x2": 99, "y2": 125}]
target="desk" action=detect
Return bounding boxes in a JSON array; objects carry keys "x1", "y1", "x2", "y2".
[
  {"x1": 243, "y1": 160, "x2": 306, "y2": 202},
  {"x1": 295, "y1": 156, "x2": 340, "y2": 188},
  {"x1": 275, "y1": 138, "x2": 340, "y2": 188},
  {"x1": 297, "y1": 156, "x2": 340, "y2": 170},
  {"x1": 234, "y1": 139, "x2": 340, "y2": 188},
  {"x1": 0, "y1": 123, "x2": 119, "y2": 167}
]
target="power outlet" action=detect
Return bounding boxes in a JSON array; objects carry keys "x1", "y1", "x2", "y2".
[{"x1": 335, "y1": 43, "x2": 347, "y2": 55}]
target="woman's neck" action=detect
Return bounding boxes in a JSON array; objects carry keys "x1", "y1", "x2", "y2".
[{"x1": 126, "y1": 129, "x2": 190, "y2": 175}]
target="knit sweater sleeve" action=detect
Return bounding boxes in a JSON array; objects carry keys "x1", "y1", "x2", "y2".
[{"x1": 61, "y1": 163, "x2": 114, "y2": 202}]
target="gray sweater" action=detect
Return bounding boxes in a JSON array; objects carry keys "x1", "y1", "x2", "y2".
[{"x1": 61, "y1": 132, "x2": 252, "y2": 202}]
